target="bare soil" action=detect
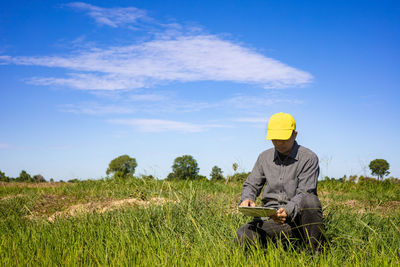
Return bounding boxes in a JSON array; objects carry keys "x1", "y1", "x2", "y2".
[
  {"x1": 26, "y1": 196, "x2": 177, "y2": 222},
  {"x1": 0, "y1": 182, "x2": 72, "y2": 188}
]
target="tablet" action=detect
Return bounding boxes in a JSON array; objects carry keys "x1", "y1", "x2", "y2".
[{"x1": 238, "y1": 206, "x2": 277, "y2": 217}]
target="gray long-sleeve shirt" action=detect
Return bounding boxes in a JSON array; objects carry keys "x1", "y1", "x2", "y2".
[{"x1": 240, "y1": 141, "x2": 319, "y2": 221}]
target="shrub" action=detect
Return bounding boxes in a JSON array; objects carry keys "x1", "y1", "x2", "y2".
[
  {"x1": 348, "y1": 175, "x2": 357, "y2": 183},
  {"x1": 170, "y1": 155, "x2": 199, "y2": 180},
  {"x1": 33, "y1": 174, "x2": 46, "y2": 183},
  {"x1": 226, "y1": 172, "x2": 251, "y2": 183},
  {"x1": 358, "y1": 176, "x2": 379, "y2": 184},
  {"x1": 106, "y1": 155, "x2": 138, "y2": 179},
  {"x1": 210, "y1": 166, "x2": 224, "y2": 181},
  {"x1": 16, "y1": 170, "x2": 33, "y2": 182},
  {"x1": 0, "y1": 170, "x2": 9, "y2": 182},
  {"x1": 196, "y1": 175, "x2": 208, "y2": 181},
  {"x1": 369, "y1": 159, "x2": 390, "y2": 181},
  {"x1": 140, "y1": 175, "x2": 155, "y2": 180}
]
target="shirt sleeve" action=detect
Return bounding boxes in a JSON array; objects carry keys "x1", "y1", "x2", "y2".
[
  {"x1": 240, "y1": 154, "x2": 266, "y2": 203},
  {"x1": 284, "y1": 154, "x2": 319, "y2": 221}
]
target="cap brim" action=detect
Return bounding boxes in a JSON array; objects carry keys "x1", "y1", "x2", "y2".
[{"x1": 266, "y1": 129, "x2": 293, "y2": 140}]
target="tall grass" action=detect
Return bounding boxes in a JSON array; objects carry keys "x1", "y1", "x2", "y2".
[{"x1": 1, "y1": 179, "x2": 399, "y2": 266}]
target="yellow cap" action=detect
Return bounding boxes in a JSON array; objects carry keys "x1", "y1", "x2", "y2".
[{"x1": 266, "y1": 112, "x2": 296, "y2": 140}]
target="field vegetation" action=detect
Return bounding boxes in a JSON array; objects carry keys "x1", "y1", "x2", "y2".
[{"x1": 1, "y1": 177, "x2": 400, "y2": 266}]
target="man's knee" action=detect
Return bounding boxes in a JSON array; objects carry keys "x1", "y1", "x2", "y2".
[
  {"x1": 300, "y1": 194, "x2": 321, "y2": 210},
  {"x1": 235, "y1": 222, "x2": 267, "y2": 247},
  {"x1": 236, "y1": 225, "x2": 247, "y2": 241},
  {"x1": 236, "y1": 224, "x2": 256, "y2": 245}
]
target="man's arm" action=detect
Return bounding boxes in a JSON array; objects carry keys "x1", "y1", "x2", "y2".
[
  {"x1": 284, "y1": 154, "x2": 319, "y2": 221},
  {"x1": 240, "y1": 154, "x2": 266, "y2": 204}
]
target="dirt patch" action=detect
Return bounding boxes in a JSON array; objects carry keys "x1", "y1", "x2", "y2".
[
  {"x1": 0, "y1": 194, "x2": 24, "y2": 201},
  {"x1": 340, "y1": 200, "x2": 367, "y2": 215},
  {"x1": 317, "y1": 190, "x2": 330, "y2": 196},
  {"x1": 325, "y1": 199, "x2": 400, "y2": 216},
  {"x1": 32, "y1": 194, "x2": 76, "y2": 216},
  {"x1": 0, "y1": 182, "x2": 72, "y2": 188},
  {"x1": 17, "y1": 194, "x2": 79, "y2": 221},
  {"x1": 376, "y1": 201, "x2": 400, "y2": 214},
  {"x1": 229, "y1": 193, "x2": 242, "y2": 214},
  {"x1": 342, "y1": 200, "x2": 359, "y2": 208},
  {"x1": 323, "y1": 199, "x2": 369, "y2": 215},
  {"x1": 318, "y1": 190, "x2": 345, "y2": 200},
  {"x1": 44, "y1": 197, "x2": 176, "y2": 222}
]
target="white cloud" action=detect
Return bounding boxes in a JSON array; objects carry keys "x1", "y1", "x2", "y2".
[
  {"x1": 232, "y1": 117, "x2": 268, "y2": 128},
  {"x1": 66, "y1": 2, "x2": 147, "y2": 28},
  {"x1": 0, "y1": 143, "x2": 10, "y2": 149},
  {"x1": 128, "y1": 93, "x2": 167, "y2": 102},
  {"x1": 59, "y1": 91, "x2": 302, "y2": 116},
  {"x1": 224, "y1": 94, "x2": 303, "y2": 109},
  {"x1": 0, "y1": 3, "x2": 313, "y2": 91},
  {"x1": 3, "y1": 35, "x2": 312, "y2": 90},
  {"x1": 0, "y1": 56, "x2": 11, "y2": 65},
  {"x1": 59, "y1": 102, "x2": 135, "y2": 115},
  {"x1": 108, "y1": 118, "x2": 226, "y2": 133}
]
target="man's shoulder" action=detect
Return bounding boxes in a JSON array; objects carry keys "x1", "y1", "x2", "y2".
[
  {"x1": 258, "y1": 147, "x2": 275, "y2": 159},
  {"x1": 297, "y1": 145, "x2": 318, "y2": 161}
]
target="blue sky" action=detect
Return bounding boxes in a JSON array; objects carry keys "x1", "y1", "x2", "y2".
[{"x1": 1, "y1": 0, "x2": 399, "y2": 180}]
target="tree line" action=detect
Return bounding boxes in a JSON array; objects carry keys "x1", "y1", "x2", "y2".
[
  {"x1": 0, "y1": 170, "x2": 47, "y2": 183},
  {"x1": 0, "y1": 156, "x2": 392, "y2": 183},
  {"x1": 106, "y1": 154, "x2": 249, "y2": 182},
  {"x1": 102, "y1": 155, "x2": 393, "y2": 182}
]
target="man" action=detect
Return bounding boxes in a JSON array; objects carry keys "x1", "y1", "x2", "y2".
[{"x1": 236, "y1": 112, "x2": 324, "y2": 251}]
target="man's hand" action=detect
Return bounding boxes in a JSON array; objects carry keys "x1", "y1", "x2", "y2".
[
  {"x1": 270, "y1": 208, "x2": 287, "y2": 224},
  {"x1": 239, "y1": 199, "x2": 256, "y2": 207}
]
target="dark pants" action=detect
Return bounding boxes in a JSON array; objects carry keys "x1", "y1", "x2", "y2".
[{"x1": 236, "y1": 194, "x2": 324, "y2": 251}]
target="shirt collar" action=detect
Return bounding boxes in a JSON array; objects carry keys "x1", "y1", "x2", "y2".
[{"x1": 273, "y1": 141, "x2": 300, "y2": 161}]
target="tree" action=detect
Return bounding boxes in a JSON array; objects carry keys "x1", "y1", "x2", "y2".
[
  {"x1": 16, "y1": 170, "x2": 33, "y2": 182},
  {"x1": 106, "y1": 155, "x2": 137, "y2": 179},
  {"x1": 227, "y1": 172, "x2": 251, "y2": 183},
  {"x1": 232, "y1": 163, "x2": 238, "y2": 173},
  {"x1": 369, "y1": 159, "x2": 390, "y2": 181},
  {"x1": 210, "y1": 166, "x2": 224, "y2": 181},
  {"x1": 139, "y1": 174, "x2": 155, "y2": 180},
  {"x1": 170, "y1": 155, "x2": 199, "y2": 180},
  {"x1": 33, "y1": 174, "x2": 46, "y2": 183},
  {"x1": 0, "y1": 170, "x2": 9, "y2": 182}
]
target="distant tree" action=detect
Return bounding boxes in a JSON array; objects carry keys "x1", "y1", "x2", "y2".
[
  {"x1": 369, "y1": 159, "x2": 390, "y2": 181},
  {"x1": 210, "y1": 166, "x2": 224, "y2": 181},
  {"x1": 0, "y1": 170, "x2": 9, "y2": 182},
  {"x1": 171, "y1": 155, "x2": 199, "y2": 180},
  {"x1": 16, "y1": 170, "x2": 33, "y2": 182},
  {"x1": 33, "y1": 174, "x2": 46, "y2": 183},
  {"x1": 106, "y1": 155, "x2": 137, "y2": 179},
  {"x1": 196, "y1": 174, "x2": 208, "y2": 181},
  {"x1": 50, "y1": 178, "x2": 54, "y2": 183},
  {"x1": 226, "y1": 162, "x2": 240, "y2": 184},
  {"x1": 227, "y1": 172, "x2": 251, "y2": 183},
  {"x1": 166, "y1": 172, "x2": 175, "y2": 181},
  {"x1": 68, "y1": 178, "x2": 80, "y2": 183},
  {"x1": 232, "y1": 163, "x2": 238, "y2": 173},
  {"x1": 140, "y1": 174, "x2": 155, "y2": 180}
]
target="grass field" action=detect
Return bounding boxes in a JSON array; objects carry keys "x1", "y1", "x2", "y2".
[{"x1": 1, "y1": 178, "x2": 400, "y2": 266}]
